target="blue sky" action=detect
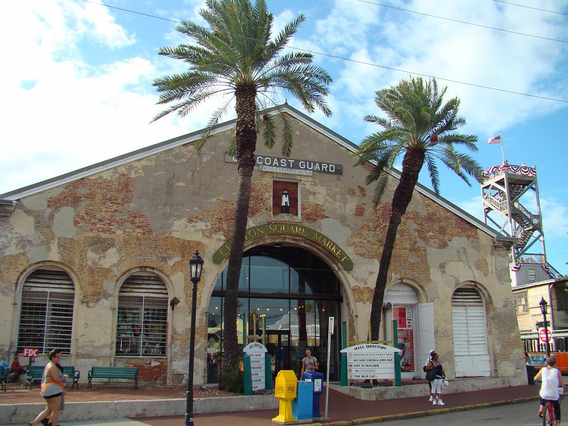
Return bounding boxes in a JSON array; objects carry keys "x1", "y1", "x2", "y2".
[{"x1": 1, "y1": 0, "x2": 567, "y2": 272}]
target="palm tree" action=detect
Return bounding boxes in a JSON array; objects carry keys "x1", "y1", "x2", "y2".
[
  {"x1": 152, "y1": 0, "x2": 331, "y2": 373},
  {"x1": 354, "y1": 77, "x2": 481, "y2": 340}
]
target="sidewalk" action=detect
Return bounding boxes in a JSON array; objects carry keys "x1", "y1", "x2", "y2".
[
  {"x1": 3, "y1": 383, "x2": 539, "y2": 426},
  {"x1": 134, "y1": 384, "x2": 539, "y2": 426}
]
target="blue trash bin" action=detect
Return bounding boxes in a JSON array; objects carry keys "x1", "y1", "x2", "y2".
[
  {"x1": 292, "y1": 380, "x2": 313, "y2": 420},
  {"x1": 301, "y1": 371, "x2": 324, "y2": 418}
]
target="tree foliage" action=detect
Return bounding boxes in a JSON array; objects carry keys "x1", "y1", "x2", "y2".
[
  {"x1": 354, "y1": 77, "x2": 482, "y2": 340},
  {"x1": 152, "y1": 0, "x2": 331, "y2": 373}
]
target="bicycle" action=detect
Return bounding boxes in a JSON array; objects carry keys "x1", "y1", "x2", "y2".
[{"x1": 540, "y1": 387, "x2": 564, "y2": 426}]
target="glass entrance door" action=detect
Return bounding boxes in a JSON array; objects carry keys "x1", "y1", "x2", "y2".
[
  {"x1": 267, "y1": 330, "x2": 290, "y2": 376},
  {"x1": 208, "y1": 245, "x2": 343, "y2": 383}
]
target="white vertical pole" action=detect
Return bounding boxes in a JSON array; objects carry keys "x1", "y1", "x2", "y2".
[
  {"x1": 325, "y1": 316, "x2": 334, "y2": 418},
  {"x1": 500, "y1": 132, "x2": 506, "y2": 164}
]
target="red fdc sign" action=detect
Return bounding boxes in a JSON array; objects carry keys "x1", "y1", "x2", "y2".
[
  {"x1": 23, "y1": 348, "x2": 39, "y2": 358},
  {"x1": 539, "y1": 328, "x2": 552, "y2": 344}
]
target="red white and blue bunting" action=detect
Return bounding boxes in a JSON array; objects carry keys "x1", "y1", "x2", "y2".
[{"x1": 483, "y1": 164, "x2": 537, "y2": 178}]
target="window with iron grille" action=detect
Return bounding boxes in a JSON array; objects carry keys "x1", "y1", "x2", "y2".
[
  {"x1": 116, "y1": 273, "x2": 168, "y2": 357},
  {"x1": 17, "y1": 269, "x2": 75, "y2": 355}
]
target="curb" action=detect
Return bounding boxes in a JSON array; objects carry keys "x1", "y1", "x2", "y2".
[
  {"x1": 309, "y1": 396, "x2": 540, "y2": 425},
  {"x1": 0, "y1": 395, "x2": 278, "y2": 425}
]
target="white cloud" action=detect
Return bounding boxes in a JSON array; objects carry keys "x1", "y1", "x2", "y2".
[
  {"x1": 541, "y1": 197, "x2": 568, "y2": 239},
  {"x1": 0, "y1": 1, "x2": 187, "y2": 193},
  {"x1": 310, "y1": 0, "x2": 568, "y2": 138},
  {"x1": 455, "y1": 195, "x2": 484, "y2": 222},
  {"x1": 314, "y1": 0, "x2": 380, "y2": 52},
  {"x1": 75, "y1": 1, "x2": 134, "y2": 48},
  {"x1": 2, "y1": 0, "x2": 567, "y2": 197}
]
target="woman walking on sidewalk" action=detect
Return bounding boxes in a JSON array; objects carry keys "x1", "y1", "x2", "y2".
[
  {"x1": 28, "y1": 348, "x2": 68, "y2": 426},
  {"x1": 425, "y1": 352, "x2": 446, "y2": 406},
  {"x1": 424, "y1": 349, "x2": 434, "y2": 402}
]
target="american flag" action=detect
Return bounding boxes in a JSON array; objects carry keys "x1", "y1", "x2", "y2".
[{"x1": 488, "y1": 134, "x2": 502, "y2": 144}]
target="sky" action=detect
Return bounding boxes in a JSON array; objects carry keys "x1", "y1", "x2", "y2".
[{"x1": 1, "y1": 0, "x2": 567, "y2": 273}]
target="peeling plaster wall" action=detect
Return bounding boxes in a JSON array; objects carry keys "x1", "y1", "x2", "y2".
[{"x1": 0, "y1": 112, "x2": 523, "y2": 385}]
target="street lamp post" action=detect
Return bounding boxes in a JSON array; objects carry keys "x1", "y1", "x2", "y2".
[
  {"x1": 539, "y1": 297, "x2": 550, "y2": 357},
  {"x1": 186, "y1": 250, "x2": 204, "y2": 426}
]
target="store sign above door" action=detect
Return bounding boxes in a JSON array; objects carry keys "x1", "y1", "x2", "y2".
[
  {"x1": 225, "y1": 154, "x2": 343, "y2": 176},
  {"x1": 213, "y1": 223, "x2": 353, "y2": 271}
]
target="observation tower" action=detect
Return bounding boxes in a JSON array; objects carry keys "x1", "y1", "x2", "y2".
[{"x1": 481, "y1": 162, "x2": 559, "y2": 285}]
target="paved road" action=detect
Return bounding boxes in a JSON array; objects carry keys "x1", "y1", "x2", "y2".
[{"x1": 372, "y1": 399, "x2": 567, "y2": 426}]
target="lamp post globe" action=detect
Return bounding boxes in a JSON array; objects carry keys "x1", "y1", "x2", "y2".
[
  {"x1": 539, "y1": 297, "x2": 550, "y2": 357},
  {"x1": 539, "y1": 297, "x2": 548, "y2": 315},
  {"x1": 186, "y1": 250, "x2": 203, "y2": 426}
]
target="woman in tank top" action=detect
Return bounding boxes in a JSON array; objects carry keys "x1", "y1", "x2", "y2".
[
  {"x1": 535, "y1": 355, "x2": 565, "y2": 425},
  {"x1": 28, "y1": 348, "x2": 68, "y2": 426}
]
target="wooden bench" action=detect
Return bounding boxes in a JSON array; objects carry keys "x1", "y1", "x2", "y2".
[
  {"x1": 26, "y1": 365, "x2": 80, "y2": 390},
  {"x1": 0, "y1": 368, "x2": 7, "y2": 391},
  {"x1": 87, "y1": 366, "x2": 138, "y2": 389}
]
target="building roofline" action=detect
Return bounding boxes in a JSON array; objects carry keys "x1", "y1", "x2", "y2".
[
  {"x1": 512, "y1": 275, "x2": 568, "y2": 291},
  {"x1": 0, "y1": 103, "x2": 501, "y2": 238}
]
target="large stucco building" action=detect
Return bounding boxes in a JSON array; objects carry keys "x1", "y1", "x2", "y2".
[{"x1": 0, "y1": 104, "x2": 524, "y2": 387}]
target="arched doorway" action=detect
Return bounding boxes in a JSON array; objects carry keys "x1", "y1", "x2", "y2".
[
  {"x1": 207, "y1": 245, "x2": 343, "y2": 382},
  {"x1": 383, "y1": 283, "x2": 434, "y2": 379}
]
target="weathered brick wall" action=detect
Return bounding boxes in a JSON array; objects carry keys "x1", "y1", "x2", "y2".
[{"x1": 0, "y1": 110, "x2": 523, "y2": 385}]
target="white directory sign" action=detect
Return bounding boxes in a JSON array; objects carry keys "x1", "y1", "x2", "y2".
[
  {"x1": 340, "y1": 344, "x2": 401, "y2": 380},
  {"x1": 243, "y1": 342, "x2": 268, "y2": 391}
]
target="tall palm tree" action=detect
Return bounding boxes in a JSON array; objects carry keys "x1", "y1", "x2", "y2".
[
  {"x1": 354, "y1": 77, "x2": 481, "y2": 340},
  {"x1": 152, "y1": 0, "x2": 331, "y2": 372}
]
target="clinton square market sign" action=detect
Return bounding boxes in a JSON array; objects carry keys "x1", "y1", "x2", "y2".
[{"x1": 213, "y1": 223, "x2": 353, "y2": 271}]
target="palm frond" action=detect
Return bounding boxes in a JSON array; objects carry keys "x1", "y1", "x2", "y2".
[
  {"x1": 153, "y1": 72, "x2": 219, "y2": 103},
  {"x1": 151, "y1": 89, "x2": 225, "y2": 122},
  {"x1": 195, "y1": 100, "x2": 234, "y2": 150},
  {"x1": 153, "y1": 0, "x2": 331, "y2": 155},
  {"x1": 280, "y1": 113, "x2": 294, "y2": 156},
  {"x1": 226, "y1": 136, "x2": 237, "y2": 157},
  {"x1": 372, "y1": 173, "x2": 390, "y2": 206},
  {"x1": 357, "y1": 76, "x2": 480, "y2": 199},
  {"x1": 437, "y1": 133, "x2": 478, "y2": 151},
  {"x1": 425, "y1": 153, "x2": 440, "y2": 194},
  {"x1": 258, "y1": 110, "x2": 276, "y2": 150},
  {"x1": 263, "y1": 16, "x2": 305, "y2": 64}
]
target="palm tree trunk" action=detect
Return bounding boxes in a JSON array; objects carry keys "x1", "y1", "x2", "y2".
[
  {"x1": 223, "y1": 85, "x2": 257, "y2": 372},
  {"x1": 370, "y1": 148, "x2": 425, "y2": 341}
]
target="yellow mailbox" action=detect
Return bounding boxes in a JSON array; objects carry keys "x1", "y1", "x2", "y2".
[{"x1": 272, "y1": 370, "x2": 297, "y2": 423}]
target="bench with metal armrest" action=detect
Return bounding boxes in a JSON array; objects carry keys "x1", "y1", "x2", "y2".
[
  {"x1": 87, "y1": 366, "x2": 138, "y2": 390},
  {"x1": 26, "y1": 365, "x2": 80, "y2": 390}
]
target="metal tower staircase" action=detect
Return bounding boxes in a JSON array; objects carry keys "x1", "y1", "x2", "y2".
[{"x1": 481, "y1": 162, "x2": 550, "y2": 276}]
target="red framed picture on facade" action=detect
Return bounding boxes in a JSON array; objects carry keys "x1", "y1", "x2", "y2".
[{"x1": 272, "y1": 181, "x2": 298, "y2": 216}]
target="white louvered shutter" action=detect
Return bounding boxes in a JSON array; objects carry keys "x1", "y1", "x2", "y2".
[{"x1": 452, "y1": 288, "x2": 491, "y2": 377}]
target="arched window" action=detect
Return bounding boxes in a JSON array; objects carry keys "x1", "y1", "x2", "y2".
[
  {"x1": 452, "y1": 287, "x2": 490, "y2": 377},
  {"x1": 17, "y1": 268, "x2": 75, "y2": 354},
  {"x1": 116, "y1": 272, "x2": 168, "y2": 357}
]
